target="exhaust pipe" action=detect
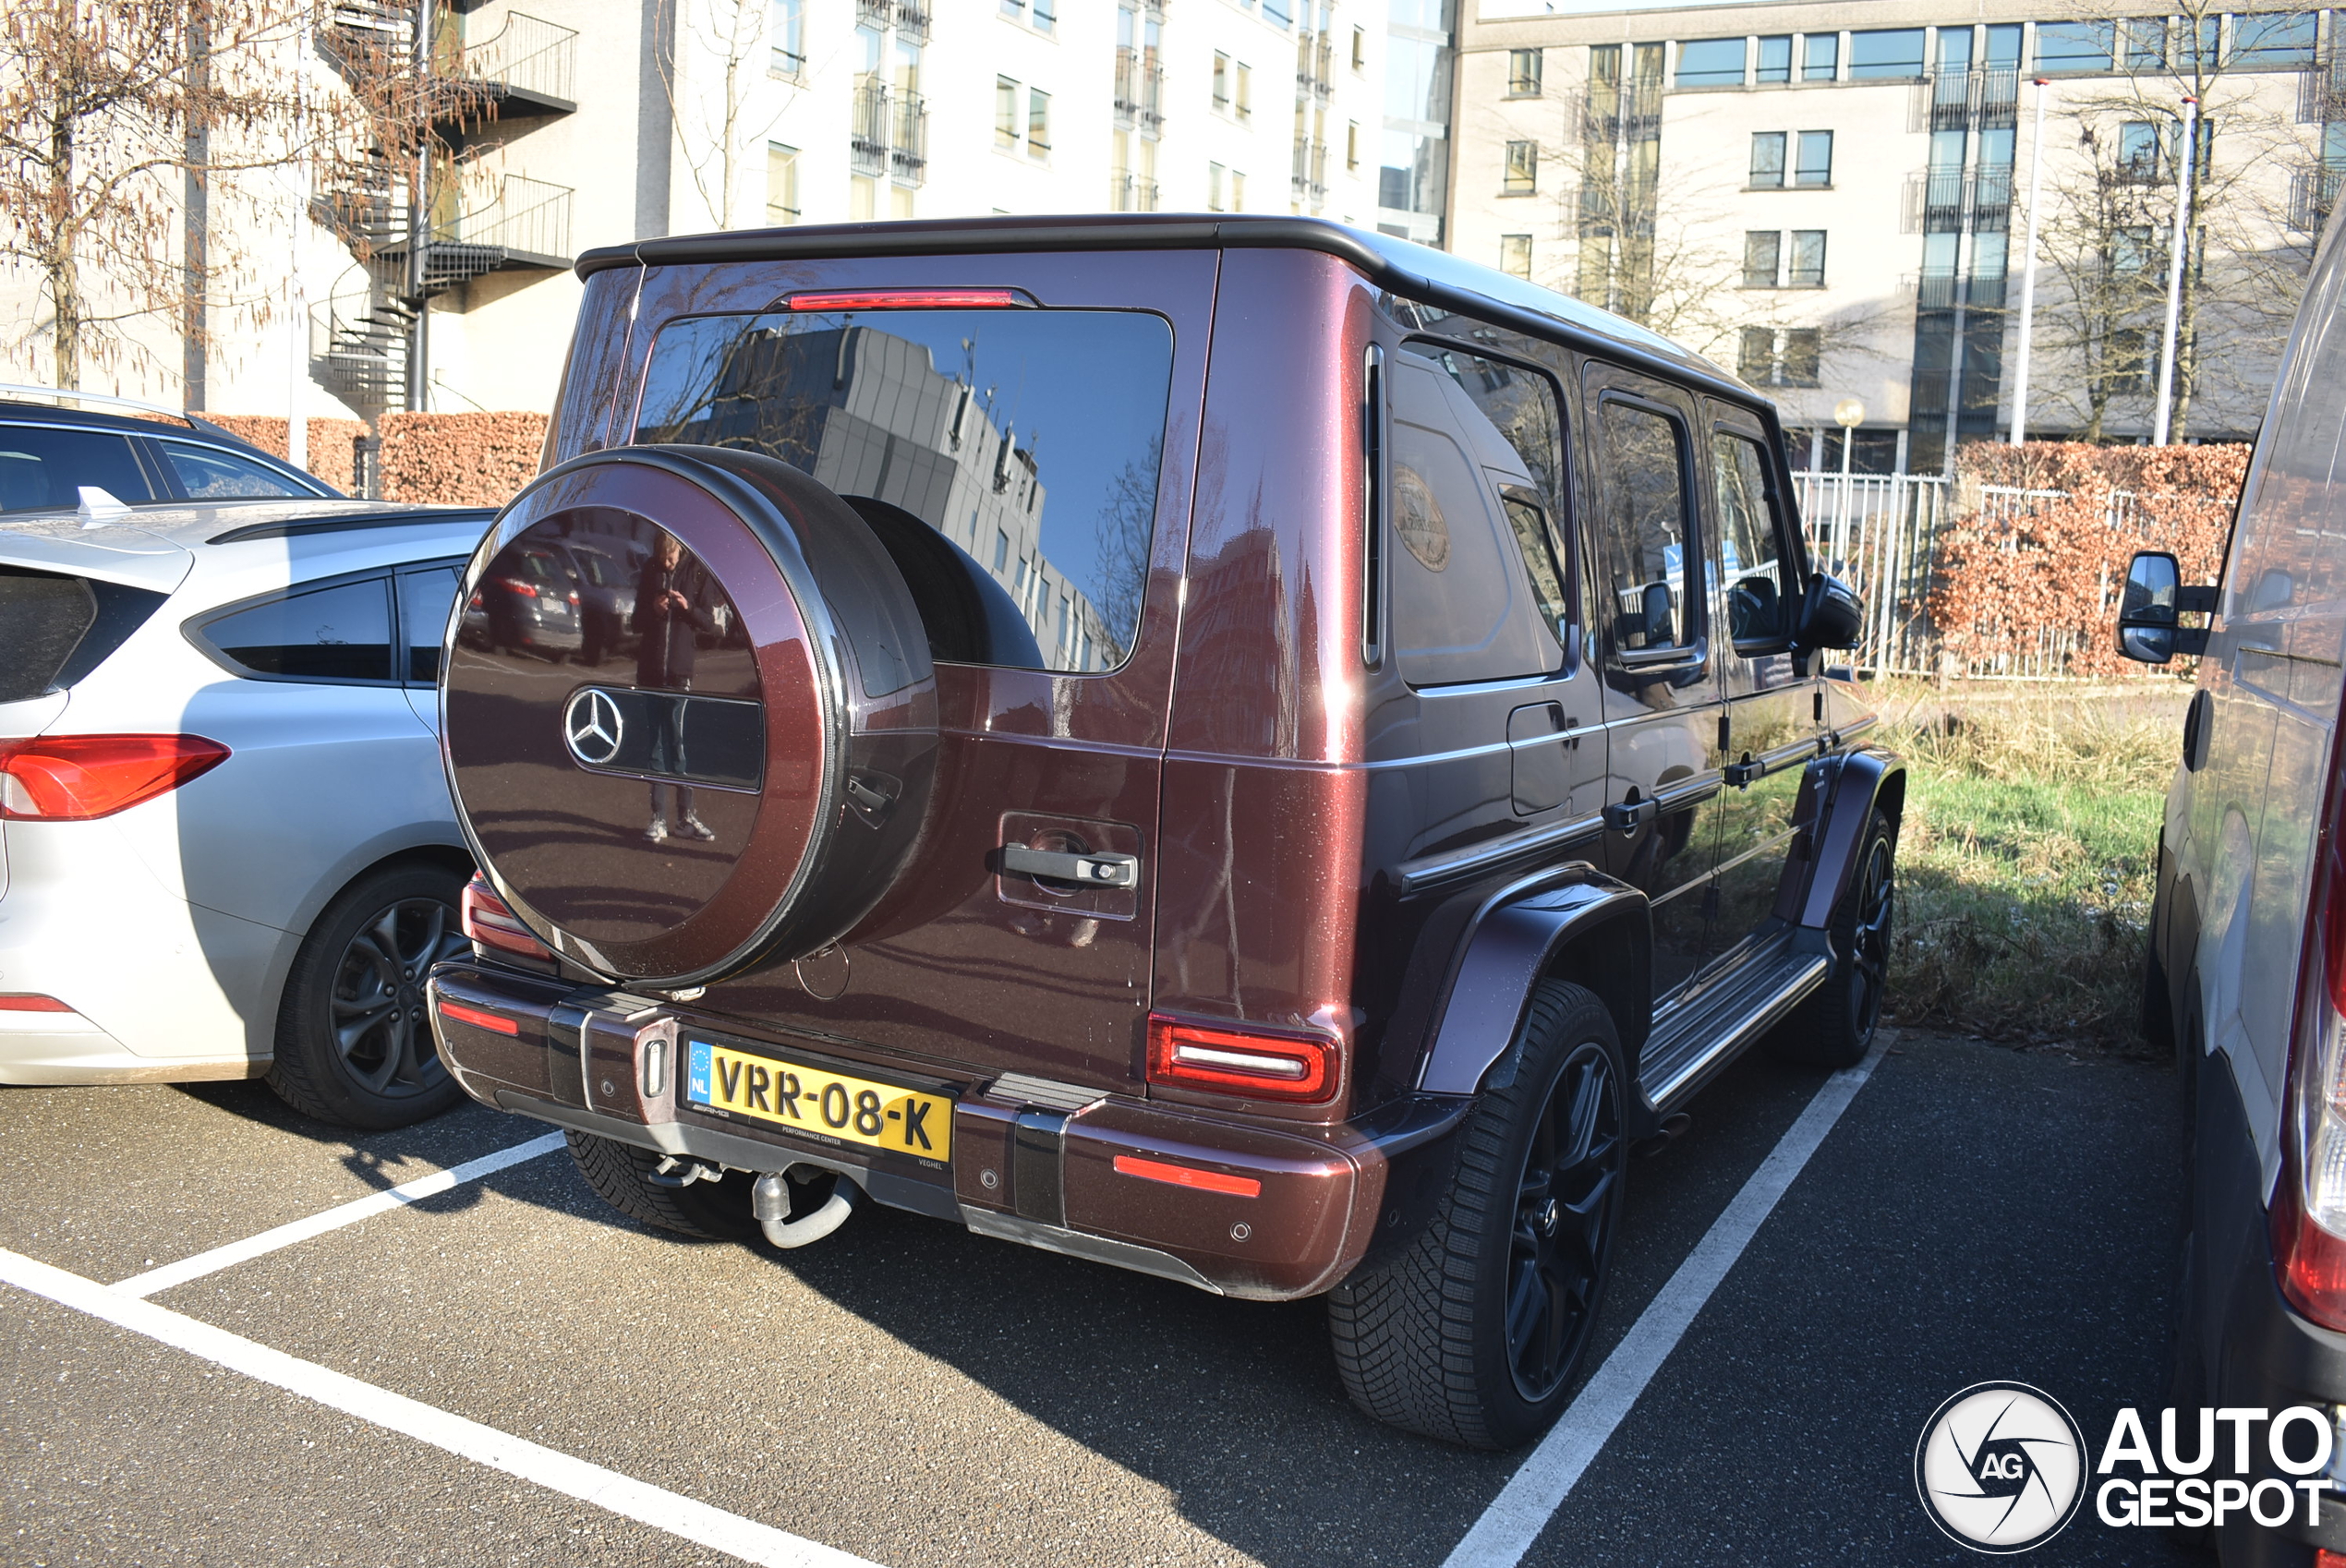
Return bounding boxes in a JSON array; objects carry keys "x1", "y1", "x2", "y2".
[{"x1": 751, "y1": 1164, "x2": 861, "y2": 1248}]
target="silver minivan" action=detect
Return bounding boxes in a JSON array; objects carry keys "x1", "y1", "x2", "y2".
[{"x1": 2120, "y1": 211, "x2": 2346, "y2": 1559}]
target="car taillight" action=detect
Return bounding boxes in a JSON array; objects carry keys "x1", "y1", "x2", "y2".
[
  {"x1": 2278, "y1": 846, "x2": 2346, "y2": 1330},
  {"x1": 462, "y1": 875, "x2": 555, "y2": 963},
  {"x1": 499, "y1": 578, "x2": 538, "y2": 598},
  {"x1": 0, "y1": 994, "x2": 75, "y2": 1013},
  {"x1": 1145, "y1": 1014, "x2": 1338, "y2": 1103},
  {"x1": 0, "y1": 734, "x2": 230, "y2": 821},
  {"x1": 784, "y1": 287, "x2": 1028, "y2": 311}
]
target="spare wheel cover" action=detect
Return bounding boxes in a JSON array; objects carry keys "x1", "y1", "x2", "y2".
[{"x1": 442, "y1": 445, "x2": 937, "y2": 986}]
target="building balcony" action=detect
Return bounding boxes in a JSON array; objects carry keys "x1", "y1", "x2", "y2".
[
  {"x1": 453, "y1": 11, "x2": 577, "y2": 118},
  {"x1": 851, "y1": 80, "x2": 889, "y2": 176},
  {"x1": 1109, "y1": 173, "x2": 1160, "y2": 211},
  {"x1": 2293, "y1": 164, "x2": 2346, "y2": 230},
  {"x1": 1903, "y1": 166, "x2": 2015, "y2": 234},
  {"x1": 891, "y1": 92, "x2": 928, "y2": 184},
  {"x1": 1113, "y1": 51, "x2": 1166, "y2": 134}
]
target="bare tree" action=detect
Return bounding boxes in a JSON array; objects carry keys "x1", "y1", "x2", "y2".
[
  {"x1": 2027, "y1": 0, "x2": 2320, "y2": 440},
  {"x1": 0, "y1": 0, "x2": 319, "y2": 389},
  {"x1": 656, "y1": 0, "x2": 792, "y2": 231}
]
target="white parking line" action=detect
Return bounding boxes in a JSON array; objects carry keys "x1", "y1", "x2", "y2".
[
  {"x1": 1442, "y1": 1032, "x2": 1893, "y2": 1568},
  {"x1": 113, "y1": 1131, "x2": 568, "y2": 1298},
  {"x1": 1, "y1": 1248, "x2": 884, "y2": 1568}
]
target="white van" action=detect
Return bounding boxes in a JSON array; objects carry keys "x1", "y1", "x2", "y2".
[{"x1": 2118, "y1": 214, "x2": 2346, "y2": 1557}]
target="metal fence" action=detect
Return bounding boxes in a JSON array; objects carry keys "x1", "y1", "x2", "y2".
[{"x1": 1791, "y1": 470, "x2": 1950, "y2": 678}]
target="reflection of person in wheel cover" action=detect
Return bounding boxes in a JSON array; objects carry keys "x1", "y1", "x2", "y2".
[{"x1": 634, "y1": 532, "x2": 718, "y2": 842}]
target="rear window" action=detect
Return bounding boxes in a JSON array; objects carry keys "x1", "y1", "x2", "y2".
[
  {"x1": 634, "y1": 307, "x2": 1174, "y2": 674},
  {"x1": 200, "y1": 576, "x2": 395, "y2": 682},
  {"x1": 0, "y1": 568, "x2": 165, "y2": 703},
  {"x1": 0, "y1": 425, "x2": 153, "y2": 513},
  {"x1": 160, "y1": 440, "x2": 312, "y2": 500}
]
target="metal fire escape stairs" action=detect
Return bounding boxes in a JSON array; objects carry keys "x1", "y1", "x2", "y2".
[{"x1": 311, "y1": 0, "x2": 577, "y2": 417}]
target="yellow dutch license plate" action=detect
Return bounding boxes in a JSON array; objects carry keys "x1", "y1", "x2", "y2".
[{"x1": 683, "y1": 1040, "x2": 950, "y2": 1162}]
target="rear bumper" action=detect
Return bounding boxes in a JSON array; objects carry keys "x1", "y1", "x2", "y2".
[{"x1": 428, "y1": 959, "x2": 1466, "y2": 1300}]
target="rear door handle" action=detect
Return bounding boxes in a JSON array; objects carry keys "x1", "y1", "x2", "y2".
[{"x1": 999, "y1": 846, "x2": 1140, "y2": 887}]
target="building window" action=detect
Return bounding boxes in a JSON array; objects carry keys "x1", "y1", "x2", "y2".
[
  {"x1": 1781, "y1": 330, "x2": 1820, "y2": 387},
  {"x1": 1500, "y1": 234, "x2": 1532, "y2": 278},
  {"x1": 770, "y1": 0, "x2": 804, "y2": 76},
  {"x1": 2112, "y1": 224, "x2": 2154, "y2": 274},
  {"x1": 1029, "y1": 88, "x2": 1050, "y2": 158},
  {"x1": 1802, "y1": 31, "x2": 1838, "y2": 81},
  {"x1": 2034, "y1": 20, "x2": 2115, "y2": 75},
  {"x1": 1002, "y1": 0, "x2": 1022, "y2": 16},
  {"x1": 2233, "y1": 11, "x2": 2316, "y2": 67},
  {"x1": 1787, "y1": 229, "x2": 1826, "y2": 286},
  {"x1": 2118, "y1": 119, "x2": 2161, "y2": 182},
  {"x1": 1848, "y1": 28, "x2": 1926, "y2": 79},
  {"x1": 1231, "y1": 169, "x2": 1245, "y2": 210},
  {"x1": 1737, "y1": 326, "x2": 1773, "y2": 382},
  {"x1": 1352, "y1": 25, "x2": 1366, "y2": 71},
  {"x1": 1033, "y1": 0, "x2": 1056, "y2": 34},
  {"x1": 1208, "y1": 162, "x2": 1227, "y2": 211},
  {"x1": 1743, "y1": 230, "x2": 1781, "y2": 287},
  {"x1": 765, "y1": 142, "x2": 799, "y2": 224},
  {"x1": 2105, "y1": 325, "x2": 2150, "y2": 393},
  {"x1": 1502, "y1": 139, "x2": 1537, "y2": 195},
  {"x1": 1213, "y1": 52, "x2": 1230, "y2": 111},
  {"x1": 1794, "y1": 129, "x2": 1832, "y2": 186},
  {"x1": 996, "y1": 77, "x2": 1020, "y2": 148},
  {"x1": 1755, "y1": 34, "x2": 1790, "y2": 84},
  {"x1": 1676, "y1": 36, "x2": 1746, "y2": 88},
  {"x1": 1347, "y1": 120, "x2": 1360, "y2": 171},
  {"x1": 1507, "y1": 48, "x2": 1542, "y2": 97},
  {"x1": 850, "y1": 174, "x2": 877, "y2": 221},
  {"x1": 1749, "y1": 131, "x2": 1785, "y2": 188},
  {"x1": 2123, "y1": 17, "x2": 2167, "y2": 71},
  {"x1": 1237, "y1": 62, "x2": 1252, "y2": 120}
]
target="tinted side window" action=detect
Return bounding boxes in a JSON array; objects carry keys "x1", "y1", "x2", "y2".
[
  {"x1": 161, "y1": 440, "x2": 310, "y2": 499},
  {"x1": 1711, "y1": 433, "x2": 1795, "y2": 645},
  {"x1": 1388, "y1": 350, "x2": 1566, "y2": 686},
  {"x1": 204, "y1": 577, "x2": 394, "y2": 682},
  {"x1": 1598, "y1": 401, "x2": 1696, "y2": 655},
  {"x1": 399, "y1": 565, "x2": 463, "y2": 683},
  {"x1": 0, "y1": 426, "x2": 153, "y2": 513}
]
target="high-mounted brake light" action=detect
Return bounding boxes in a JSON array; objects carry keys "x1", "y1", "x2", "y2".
[
  {"x1": 0, "y1": 995, "x2": 75, "y2": 1013},
  {"x1": 462, "y1": 875, "x2": 556, "y2": 963},
  {"x1": 1146, "y1": 1014, "x2": 1338, "y2": 1103},
  {"x1": 438, "y1": 999, "x2": 519, "y2": 1036},
  {"x1": 784, "y1": 288, "x2": 1028, "y2": 312},
  {"x1": 1112, "y1": 1154, "x2": 1263, "y2": 1198},
  {"x1": 0, "y1": 734, "x2": 230, "y2": 821}
]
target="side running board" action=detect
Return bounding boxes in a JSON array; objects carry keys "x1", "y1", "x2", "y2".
[{"x1": 1637, "y1": 949, "x2": 1832, "y2": 1112}]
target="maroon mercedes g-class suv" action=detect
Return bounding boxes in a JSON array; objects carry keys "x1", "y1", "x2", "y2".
[{"x1": 427, "y1": 215, "x2": 1894, "y2": 1450}]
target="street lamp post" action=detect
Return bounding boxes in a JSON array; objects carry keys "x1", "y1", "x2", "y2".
[
  {"x1": 2009, "y1": 78, "x2": 2052, "y2": 445},
  {"x1": 2153, "y1": 97, "x2": 2199, "y2": 446},
  {"x1": 1833, "y1": 396, "x2": 1865, "y2": 550}
]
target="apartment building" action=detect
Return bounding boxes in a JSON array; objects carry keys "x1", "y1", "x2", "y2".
[
  {"x1": 4, "y1": 0, "x2": 1407, "y2": 427},
  {"x1": 1451, "y1": 2, "x2": 2337, "y2": 472}
]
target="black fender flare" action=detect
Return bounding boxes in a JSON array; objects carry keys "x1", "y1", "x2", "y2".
[
  {"x1": 1412, "y1": 865, "x2": 1652, "y2": 1116},
  {"x1": 1787, "y1": 744, "x2": 1905, "y2": 933}
]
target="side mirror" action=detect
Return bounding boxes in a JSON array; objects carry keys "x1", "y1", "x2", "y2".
[
  {"x1": 1639, "y1": 581, "x2": 1675, "y2": 647},
  {"x1": 2115, "y1": 550, "x2": 2210, "y2": 662},
  {"x1": 1793, "y1": 573, "x2": 1863, "y2": 651}
]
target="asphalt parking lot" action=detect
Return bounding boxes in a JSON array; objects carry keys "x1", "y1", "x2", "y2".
[{"x1": 1, "y1": 1028, "x2": 2194, "y2": 1568}]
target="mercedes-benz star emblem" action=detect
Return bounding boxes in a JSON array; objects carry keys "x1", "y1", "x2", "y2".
[{"x1": 563, "y1": 687, "x2": 623, "y2": 766}]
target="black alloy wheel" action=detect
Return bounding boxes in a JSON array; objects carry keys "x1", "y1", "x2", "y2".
[
  {"x1": 329, "y1": 897, "x2": 467, "y2": 1098},
  {"x1": 268, "y1": 862, "x2": 471, "y2": 1128},
  {"x1": 1329, "y1": 980, "x2": 1628, "y2": 1448},
  {"x1": 1506, "y1": 1039, "x2": 1623, "y2": 1402},
  {"x1": 1771, "y1": 808, "x2": 1897, "y2": 1068}
]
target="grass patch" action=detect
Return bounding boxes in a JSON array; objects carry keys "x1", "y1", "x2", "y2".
[{"x1": 1873, "y1": 681, "x2": 2183, "y2": 1049}]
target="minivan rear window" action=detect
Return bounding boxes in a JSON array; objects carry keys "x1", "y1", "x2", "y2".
[{"x1": 634, "y1": 308, "x2": 1174, "y2": 674}]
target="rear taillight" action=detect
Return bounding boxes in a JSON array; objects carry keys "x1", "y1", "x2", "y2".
[
  {"x1": 498, "y1": 578, "x2": 538, "y2": 598},
  {"x1": 0, "y1": 995, "x2": 75, "y2": 1013},
  {"x1": 2279, "y1": 847, "x2": 2346, "y2": 1330},
  {"x1": 1145, "y1": 1014, "x2": 1338, "y2": 1103},
  {"x1": 461, "y1": 875, "x2": 555, "y2": 963},
  {"x1": 0, "y1": 734, "x2": 230, "y2": 821},
  {"x1": 438, "y1": 999, "x2": 519, "y2": 1036}
]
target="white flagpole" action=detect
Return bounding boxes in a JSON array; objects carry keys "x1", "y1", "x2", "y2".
[
  {"x1": 2152, "y1": 97, "x2": 2198, "y2": 446},
  {"x1": 2009, "y1": 78, "x2": 2051, "y2": 444}
]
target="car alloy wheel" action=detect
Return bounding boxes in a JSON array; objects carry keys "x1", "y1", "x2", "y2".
[
  {"x1": 1844, "y1": 835, "x2": 1894, "y2": 1039},
  {"x1": 1507, "y1": 1039, "x2": 1623, "y2": 1402},
  {"x1": 330, "y1": 896, "x2": 468, "y2": 1098}
]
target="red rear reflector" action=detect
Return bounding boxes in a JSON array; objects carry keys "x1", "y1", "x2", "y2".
[
  {"x1": 0, "y1": 995, "x2": 74, "y2": 1013},
  {"x1": 0, "y1": 734, "x2": 230, "y2": 821},
  {"x1": 1112, "y1": 1154, "x2": 1263, "y2": 1198},
  {"x1": 2316, "y1": 1551, "x2": 2346, "y2": 1568},
  {"x1": 784, "y1": 288, "x2": 1026, "y2": 312},
  {"x1": 438, "y1": 1000, "x2": 519, "y2": 1036},
  {"x1": 462, "y1": 876, "x2": 555, "y2": 962},
  {"x1": 1146, "y1": 1014, "x2": 1337, "y2": 1103}
]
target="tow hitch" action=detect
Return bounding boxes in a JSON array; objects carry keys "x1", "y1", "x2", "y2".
[{"x1": 752, "y1": 1164, "x2": 862, "y2": 1248}]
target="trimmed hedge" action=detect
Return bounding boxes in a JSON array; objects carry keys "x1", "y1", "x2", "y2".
[
  {"x1": 206, "y1": 411, "x2": 550, "y2": 506},
  {"x1": 1930, "y1": 442, "x2": 2247, "y2": 680},
  {"x1": 202, "y1": 416, "x2": 368, "y2": 494}
]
